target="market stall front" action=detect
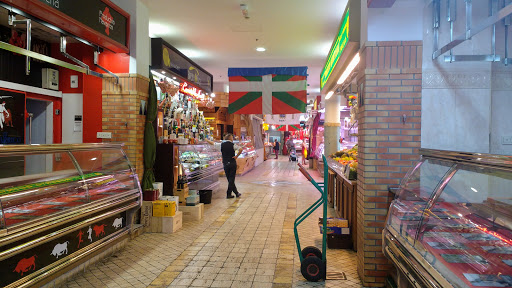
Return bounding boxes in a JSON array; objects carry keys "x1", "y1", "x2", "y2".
[{"x1": 0, "y1": 143, "x2": 140, "y2": 288}]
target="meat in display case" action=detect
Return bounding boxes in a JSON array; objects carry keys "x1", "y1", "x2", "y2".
[
  {"x1": 154, "y1": 144, "x2": 222, "y2": 195},
  {"x1": 383, "y1": 149, "x2": 512, "y2": 288},
  {"x1": 0, "y1": 144, "x2": 141, "y2": 288}
]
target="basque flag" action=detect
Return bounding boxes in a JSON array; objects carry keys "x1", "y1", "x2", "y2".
[
  {"x1": 228, "y1": 67, "x2": 308, "y2": 115},
  {"x1": 276, "y1": 124, "x2": 302, "y2": 132}
]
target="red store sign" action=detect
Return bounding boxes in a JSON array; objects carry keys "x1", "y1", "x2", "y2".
[{"x1": 179, "y1": 82, "x2": 204, "y2": 99}]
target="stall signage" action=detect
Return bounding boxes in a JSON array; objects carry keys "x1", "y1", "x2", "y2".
[
  {"x1": 179, "y1": 82, "x2": 204, "y2": 99},
  {"x1": 1, "y1": 212, "x2": 126, "y2": 287},
  {"x1": 0, "y1": 89, "x2": 24, "y2": 145},
  {"x1": 37, "y1": 0, "x2": 128, "y2": 47},
  {"x1": 152, "y1": 38, "x2": 213, "y2": 93},
  {"x1": 320, "y1": 9, "x2": 349, "y2": 89}
]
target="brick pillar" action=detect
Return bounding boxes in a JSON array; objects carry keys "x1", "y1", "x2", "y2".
[
  {"x1": 102, "y1": 74, "x2": 150, "y2": 180},
  {"x1": 356, "y1": 41, "x2": 422, "y2": 287}
]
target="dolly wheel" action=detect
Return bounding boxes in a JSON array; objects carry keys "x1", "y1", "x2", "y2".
[
  {"x1": 301, "y1": 256, "x2": 325, "y2": 282},
  {"x1": 302, "y1": 246, "x2": 322, "y2": 259}
]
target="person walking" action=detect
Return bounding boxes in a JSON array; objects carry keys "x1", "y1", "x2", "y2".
[
  {"x1": 301, "y1": 140, "x2": 307, "y2": 165},
  {"x1": 273, "y1": 139, "x2": 280, "y2": 159},
  {"x1": 207, "y1": 134, "x2": 243, "y2": 198}
]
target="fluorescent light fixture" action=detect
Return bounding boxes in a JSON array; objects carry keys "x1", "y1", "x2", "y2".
[
  {"x1": 91, "y1": 158, "x2": 97, "y2": 161},
  {"x1": 211, "y1": 93, "x2": 216, "y2": 98},
  {"x1": 256, "y1": 47, "x2": 266, "y2": 52},
  {"x1": 471, "y1": 187, "x2": 478, "y2": 193},
  {"x1": 149, "y1": 23, "x2": 175, "y2": 37},
  {"x1": 172, "y1": 76, "x2": 177, "y2": 80},
  {"x1": 326, "y1": 91, "x2": 334, "y2": 100},
  {"x1": 337, "y1": 53, "x2": 360, "y2": 85}
]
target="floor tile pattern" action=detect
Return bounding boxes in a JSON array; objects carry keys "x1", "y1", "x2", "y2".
[{"x1": 60, "y1": 157, "x2": 361, "y2": 288}]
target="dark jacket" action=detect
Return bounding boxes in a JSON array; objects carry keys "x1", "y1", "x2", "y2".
[
  {"x1": 221, "y1": 141, "x2": 236, "y2": 164},
  {"x1": 273, "y1": 142, "x2": 280, "y2": 151}
]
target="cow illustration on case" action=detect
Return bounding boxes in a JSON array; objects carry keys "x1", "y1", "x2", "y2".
[
  {"x1": 93, "y1": 224, "x2": 106, "y2": 237},
  {"x1": 13, "y1": 255, "x2": 36, "y2": 276},
  {"x1": 112, "y1": 217, "x2": 123, "y2": 229},
  {"x1": 51, "y1": 241, "x2": 69, "y2": 259}
]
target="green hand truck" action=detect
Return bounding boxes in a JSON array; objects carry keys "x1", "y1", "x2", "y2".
[{"x1": 295, "y1": 154, "x2": 328, "y2": 282}]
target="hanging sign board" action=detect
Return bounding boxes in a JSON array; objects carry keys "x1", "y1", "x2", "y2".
[
  {"x1": 5, "y1": 0, "x2": 129, "y2": 53},
  {"x1": 320, "y1": 0, "x2": 361, "y2": 92},
  {"x1": 151, "y1": 38, "x2": 213, "y2": 93}
]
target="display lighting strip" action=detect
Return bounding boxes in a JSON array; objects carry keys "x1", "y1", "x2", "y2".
[
  {"x1": 337, "y1": 53, "x2": 360, "y2": 85},
  {"x1": 151, "y1": 70, "x2": 180, "y2": 86},
  {"x1": 476, "y1": 226, "x2": 512, "y2": 246}
]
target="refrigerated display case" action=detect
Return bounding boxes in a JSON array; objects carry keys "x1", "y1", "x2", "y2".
[
  {"x1": 384, "y1": 149, "x2": 512, "y2": 288},
  {"x1": 0, "y1": 144, "x2": 140, "y2": 288},
  {"x1": 235, "y1": 140, "x2": 257, "y2": 175},
  {"x1": 154, "y1": 143, "x2": 222, "y2": 195}
]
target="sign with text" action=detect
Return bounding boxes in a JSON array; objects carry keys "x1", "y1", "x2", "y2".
[
  {"x1": 37, "y1": 0, "x2": 128, "y2": 47},
  {"x1": 320, "y1": 0, "x2": 361, "y2": 91},
  {"x1": 151, "y1": 38, "x2": 213, "y2": 93},
  {"x1": 0, "y1": 89, "x2": 25, "y2": 145},
  {"x1": 320, "y1": 9, "x2": 349, "y2": 90}
]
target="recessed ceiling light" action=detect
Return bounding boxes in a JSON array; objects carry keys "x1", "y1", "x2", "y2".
[
  {"x1": 162, "y1": 71, "x2": 166, "y2": 74},
  {"x1": 256, "y1": 47, "x2": 266, "y2": 52},
  {"x1": 211, "y1": 93, "x2": 216, "y2": 98}
]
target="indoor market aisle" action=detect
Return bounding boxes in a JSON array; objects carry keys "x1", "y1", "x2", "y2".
[{"x1": 59, "y1": 157, "x2": 362, "y2": 288}]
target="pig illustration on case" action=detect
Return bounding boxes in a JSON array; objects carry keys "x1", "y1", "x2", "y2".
[
  {"x1": 93, "y1": 224, "x2": 106, "y2": 237},
  {"x1": 51, "y1": 241, "x2": 69, "y2": 259},
  {"x1": 112, "y1": 217, "x2": 123, "y2": 229}
]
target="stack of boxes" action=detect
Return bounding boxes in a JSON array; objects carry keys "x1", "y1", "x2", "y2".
[
  {"x1": 319, "y1": 217, "x2": 352, "y2": 249},
  {"x1": 141, "y1": 186, "x2": 183, "y2": 234}
]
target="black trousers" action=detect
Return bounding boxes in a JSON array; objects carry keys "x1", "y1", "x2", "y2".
[{"x1": 223, "y1": 161, "x2": 238, "y2": 196}]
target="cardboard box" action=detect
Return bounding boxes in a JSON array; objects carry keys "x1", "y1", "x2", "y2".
[
  {"x1": 150, "y1": 211, "x2": 183, "y2": 233},
  {"x1": 164, "y1": 201, "x2": 176, "y2": 216},
  {"x1": 174, "y1": 187, "x2": 189, "y2": 203},
  {"x1": 153, "y1": 201, "x2": 165, "y2": 217},
  {"x1": 186, "y1": 195, "x2": 200, "y2": 206},
  {"x1": 180, "y1": 203, "x2": 204, "y2": 221},
  {"x1": 141, "y1": 201, "x2": 153, "y2": 228},
  {"x1": 160, "y1": 196, "x2": 179, "y2": 212}
]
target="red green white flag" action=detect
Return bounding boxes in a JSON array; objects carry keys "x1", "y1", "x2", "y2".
[{"x1": 228, "y1": 67, "x2": 308, "y2": 115}]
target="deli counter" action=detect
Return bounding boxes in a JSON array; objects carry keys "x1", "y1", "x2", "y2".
[
  {"x1": 383, "y1": 149, "x2": 512, "y2": 288},
  {"x1": 154, "y1": 143, "x2": 223, "y2": 195},
  {"x1": 0, "y1": 144, "x2": 141, "y2": 288}
]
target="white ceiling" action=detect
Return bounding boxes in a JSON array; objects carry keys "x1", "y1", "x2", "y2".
[{"x1": 144, "y1": 0, "x2": 348, "y2": 98}]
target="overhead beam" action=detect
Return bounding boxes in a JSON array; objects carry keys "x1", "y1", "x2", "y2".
[{"x1": 368, "y1": 0, "x2": 397, "y2": 8}]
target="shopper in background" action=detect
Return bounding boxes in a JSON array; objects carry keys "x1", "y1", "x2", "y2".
[
  {"x1": 301, "y1": 140, "x2": 307, "y2": 165},
  {"x1": 207, "y1": 134, "x2": 243, "y2": 199},
  {"x1": 273, "y1": 139, "x2": 280, "y2": 159}
]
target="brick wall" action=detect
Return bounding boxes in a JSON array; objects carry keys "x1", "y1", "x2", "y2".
[
  {"x1": 356, "y1": 41, "x2": 422, "y2": 287},
  {"x1": 102, "y1": 74, "x2": 150, "y2": 180}
]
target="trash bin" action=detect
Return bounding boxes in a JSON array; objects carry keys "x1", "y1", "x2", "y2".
[{"x1": 199, "y1": 190, "x2": 212, "y2": 204}]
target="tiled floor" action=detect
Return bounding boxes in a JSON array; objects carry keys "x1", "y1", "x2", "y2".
[{"x1": 61, "y1": 157, "x2": 362, "y2": 288}]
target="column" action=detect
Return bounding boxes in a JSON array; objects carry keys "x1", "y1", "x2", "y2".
[
  {"x1": 323, "y1": 95, "x2": 341, "y2": 157},
  {"x1": 101, "y1": 0, "x2": 151, "y2": 178}
]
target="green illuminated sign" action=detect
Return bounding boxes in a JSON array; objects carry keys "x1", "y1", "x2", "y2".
[{"x1": 320, "y1": 9, "x2": 350, "y2": 89}]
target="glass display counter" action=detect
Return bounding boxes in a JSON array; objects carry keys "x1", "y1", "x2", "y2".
[
  {"x1": 0, "y1": 144, "x2": 140, "y2": 288},
  {"x1": 384, "y1": 149, "x2": 512, "y2": 288},
  {"x1": 154, "y1": 143, "x2": 222, "y2": 194}
]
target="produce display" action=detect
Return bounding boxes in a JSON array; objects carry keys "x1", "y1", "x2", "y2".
[{"x1": 331, "y1": 145, "x2": 358, "y2": 179}]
